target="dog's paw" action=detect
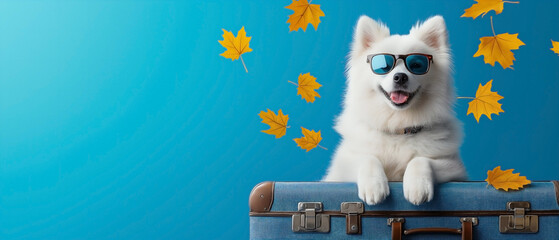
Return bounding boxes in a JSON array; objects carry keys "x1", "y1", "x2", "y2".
[
  {"x1": 357, "y1": 176, "x2": 390, "y2": 205},
  {"x1": 403, "y1": 176, "x2": 434, "y2": 205}
]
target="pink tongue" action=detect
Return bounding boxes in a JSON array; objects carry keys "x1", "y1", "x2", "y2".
[{"x1": 390, "y1": 92, "x2": 409, "y2": 104}]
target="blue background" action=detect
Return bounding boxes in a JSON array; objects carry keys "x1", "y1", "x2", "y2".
[{"x1": 1, "y1": 0, "x2": 558, "y2": 239}]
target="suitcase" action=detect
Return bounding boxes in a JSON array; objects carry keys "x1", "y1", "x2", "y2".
[{"x1": 249, "y1": 181, "x2": 559, "y2": 239}]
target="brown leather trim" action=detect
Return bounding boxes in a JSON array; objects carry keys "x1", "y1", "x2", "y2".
[
  {"x1": 553, "y1": 180, "x2": 559, "y2": 207},
  {"x1": 249, "y1": 209, "x2": 559, "y2": 217},
  {"x1": 249, "y1": 181, "x2": 274, "y2": 212},
  {"x1": 391, "y1": 221, "x2": 402, "y2": 240},
  {"x1": 462, "y1": 220, "x2": 473, "y2": 240}
]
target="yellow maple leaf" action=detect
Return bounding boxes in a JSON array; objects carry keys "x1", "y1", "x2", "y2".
[
  {"x1": 259, "y1": 109, "x2": 289, "y2": 138},
  {"x1": 464, "y1": 80, "x2": 504, "y2": 123},
  {"x1": 485, "y1": 166, "x2": 531, "y2": 191},
  {"x1": 461, "y1": 0, "x2": 519, "y2": 19},
  {"x1": 288, "y1": 73, "x2": 322, "y2": 103},
  {"x1": 474, "y1": 33, "x2": 524, "y2": 69},
  {"x1": 285, "y1": 0, "x2": 325, "y2": 32},
  {"x1": 293, "y1": 127, "x2": 326, "y2": 152},
  {"x1": 218, "y1": 26, "x2": 252, "y2": 72},
  {"x1": 473, "y1": 17, "x2": 524, "y2": 69},
  {"x1": 551, "y1": 40, "x2": 559, "y2": 55}
]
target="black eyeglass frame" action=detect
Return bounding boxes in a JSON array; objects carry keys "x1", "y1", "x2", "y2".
[{"x1": 366, "y1": 53, "x2": 434, "y2": 75}]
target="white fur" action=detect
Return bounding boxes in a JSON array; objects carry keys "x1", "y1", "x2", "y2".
[{"x1": 323, "y1": 15, "x2": 467, "y2": 205}]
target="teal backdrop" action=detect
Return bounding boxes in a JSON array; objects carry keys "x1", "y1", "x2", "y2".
[{"x1": 1, "y1": 0, "x2": 558, "y2": 239}]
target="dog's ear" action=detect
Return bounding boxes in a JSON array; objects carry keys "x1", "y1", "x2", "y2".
[
  {"x1": 351, "y1": 16, "x2": 390, "y2": 55},
  {"x1": 410, "y1": 15, "x2": 448, "y2": 50}
]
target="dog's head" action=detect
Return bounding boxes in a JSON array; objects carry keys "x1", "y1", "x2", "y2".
[{"x1": 347, "y1": 15, "x2": 452, "y2": 112}]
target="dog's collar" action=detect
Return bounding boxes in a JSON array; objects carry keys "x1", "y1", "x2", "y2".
[
  {"x1": 381, "y1": 121, "x2": 451, "y2": 136},
  {"x1": 384, "y1": 126, "x2": 424, "y2": 135}
]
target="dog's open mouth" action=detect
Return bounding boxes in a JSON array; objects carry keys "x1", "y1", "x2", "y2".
[
  {"x1": 380, "y1": 87, "x2": 419, "y2": 107},
  {"x1": 390, "y1": 91, "x2": 410, "y2": 104}
]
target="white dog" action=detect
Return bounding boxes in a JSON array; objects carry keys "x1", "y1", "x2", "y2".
[{"x1": 323, "y1": 15, "x2": 467, "y2": 205}]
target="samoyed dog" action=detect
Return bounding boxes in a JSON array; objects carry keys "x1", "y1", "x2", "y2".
[{"x1": 323, "y1": 15, "x2": 467, "y2": 205}]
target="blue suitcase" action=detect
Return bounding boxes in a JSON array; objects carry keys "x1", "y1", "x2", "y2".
[{"x1": 249, "y1": 181, "x2": 559, "y2": 239}]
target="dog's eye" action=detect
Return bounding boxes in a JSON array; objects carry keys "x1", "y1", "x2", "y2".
[
  {"x1": 406, "y1": 55, "x2": 429, "y2": 74},
  {"x1": 409, "y1": 62, "x2": 424, "y2": 72}
]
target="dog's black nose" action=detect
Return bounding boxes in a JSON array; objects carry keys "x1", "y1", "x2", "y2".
[{"x1": 393, "y1": 73, "x2": 408, "y2": 85}]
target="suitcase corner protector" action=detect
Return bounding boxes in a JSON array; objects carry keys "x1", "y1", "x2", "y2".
[{"x1": 249, "y1": 181, "x2": 275, "y2": 213}]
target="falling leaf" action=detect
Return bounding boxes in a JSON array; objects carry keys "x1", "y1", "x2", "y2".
[
  {"x1": 288, "y1": 73, "x2": 322, "y2": 103},
  {"x1": 461, "y1": 0, "x2": 519, "y2": 19},
  {"x1": 218, "y1": 26, "x2": 252, "y2": 72},
  {"x1": 466, "y1": 80, "x2": 504, "y2": 122},
  {"x1": 285, "y1": 0, "x2": 325, "y2": 32},
  {"x1": 474, "y1": 33, "x2": 524, "y2": 69},
  {"x1": 485, "y1": 166, "x2": 531, "y2": 191},
  {"x1": 473, "y1": 17, "x2": 524, "y2": 69},
  {"x1": 551, "y1": 40, "x2": 559, "y2": 55},
  {"x1": 259, "y1": 109, "x2": 289, "y2": 138},
  {"x1": 293, "y1": 127, "x2": 325, "y2": 152}
]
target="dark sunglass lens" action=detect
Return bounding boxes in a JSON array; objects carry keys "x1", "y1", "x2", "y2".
[
  {"x1": 371, "y1": 55, "x2": 395, "y2": 74},
  {"x1": 406, "y1": 55, "x2": 429, "y2": 74}
]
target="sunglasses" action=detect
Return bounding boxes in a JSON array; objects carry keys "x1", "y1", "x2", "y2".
[{"x1": 366, "y1": 53, "x2": 433, "y2": 75}]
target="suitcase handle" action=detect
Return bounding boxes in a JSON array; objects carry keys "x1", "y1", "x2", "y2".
[
  {"x1": 388, "y1": 217, "x2": 477, "y2": 240},
  {"x1": 405, "y1": 227, "x2": 462, "y2": 235}
]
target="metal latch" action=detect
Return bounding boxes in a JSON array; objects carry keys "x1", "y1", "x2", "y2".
[
  {"x1": 499, "y1": 201, "x2": 538, "y2": 233},
  {"x1": 341, "y1": 202, "x2": 364, "y2": 234},
  {"x1": 292, "y1": 202, "x2": 330, "y2": 232}
]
